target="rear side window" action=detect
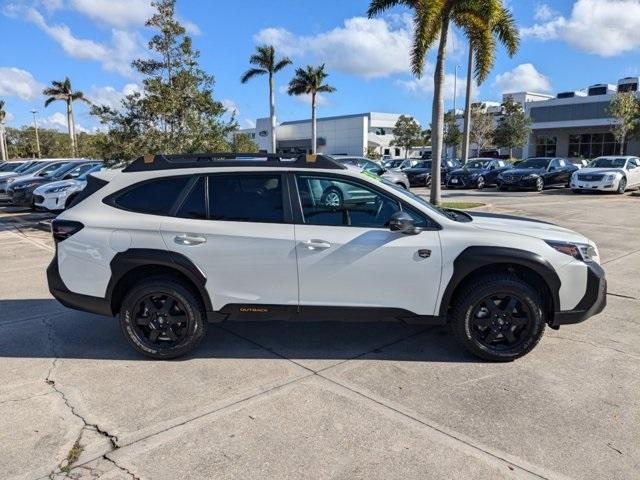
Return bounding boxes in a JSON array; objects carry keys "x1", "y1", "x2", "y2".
[
  {"x1": 113, "y1": 176, "x2": 190, "y2": 215},
  {"x1": 176, "y1": 177, "x2": 207, "y2": 220},
  {"x1": 208, "y1": 174, "x2": 284, "y2": 223}
]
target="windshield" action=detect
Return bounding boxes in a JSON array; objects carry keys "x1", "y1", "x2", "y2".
[
  {"x1": 414, "y1": 161, "x2": 431, "y2": 169},
  {"x1": 518, "y1": 158, "x2": 550, "y2": 169},
  {"x1": 21, "y1": 162, "x2": 51, "y2": 175},
  {"x1": 588, "y1": 157, "x2": 628, "y2": 168},
  {"x1": 466, "y1": 160, "x2": 491, "y2": 169},
  {"x1": 78, "y1": 165, "x2": 103, "y2": 180}
]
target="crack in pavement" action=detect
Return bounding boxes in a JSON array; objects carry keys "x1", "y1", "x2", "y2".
[
  {"x1": 42, "y1": 316, "x2": 140, "y2": 480},
  {"x1": 547, "y1": 334, "x2": 640, "y2": 359},
  {"x1": 0, "y1": 391, "x2": 54, "y2": 406}
]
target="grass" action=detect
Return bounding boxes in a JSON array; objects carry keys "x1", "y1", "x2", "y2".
[
  {"x1": 440, "y1": 201, "x2": 485, "y2": 210},
  {"x1": 60, "y1": 440, "x2": 84, "y2": 474}
]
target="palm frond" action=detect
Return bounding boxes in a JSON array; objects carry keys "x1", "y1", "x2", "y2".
[
  {"x1": 367, "y1": 0, "x2": 415, "y2": 18},
  {"x1": 273, "y1": 57, "x2": 292, "y2": 73},
  {"x1": 241, "y1": 67, "x2": 268, "y2": 83},
  {"x1": 44, "y1": 97, "x2": 58, "y2": 108}
]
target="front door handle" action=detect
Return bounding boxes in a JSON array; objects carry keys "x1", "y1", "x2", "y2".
[
  {"x1": 174, "y1": 233, "x2": 206, "y2": 246},
  {"x1": 301, "y1": 239, "x2": 331, "y2": 250}
]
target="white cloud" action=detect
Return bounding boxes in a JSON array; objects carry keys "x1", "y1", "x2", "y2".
[
  {"x1": 70, "y1": 0, "x2": 154, "y2": 28},
  {"x1": 493, "y1": 63, "x2": 552, "y2": 93},
  {"x1": 534, "y1": 4, "x2": 557, "y2": 22},
  {"x1": 522, "y1": 0, "x2": 640, "y2": 57},
  {"x1": 396, "y1": 63, "x2": 473, "y2": 102},
  {"x1": 256, "y1": 16, "x2": 413, "y2": 79},
  {"x1": 278, "y1": 85, "x2": 329, "y2": 106},
  {"x1": 89, "y1": 83, "x2": 141, "y2": 109},
  {"x1": 0, "y1": 67, "x2": 44, "y2": 100},
  {"x1": 24, "y1": 8, "x2": 142, "y2": 77},
  {"x1": 40, "y1": 111, "x2": 68, "y2": 131},
  {"x1": 221, "y1": 99, "x2": 239, "y2": 116}
]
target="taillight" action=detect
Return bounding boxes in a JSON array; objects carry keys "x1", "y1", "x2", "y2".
[{"x1": 51, "y1": 220, "x2": 84, "y2": 243}]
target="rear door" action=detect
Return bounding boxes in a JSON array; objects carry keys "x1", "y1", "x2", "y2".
[
  {"x1": 291, "y1": 173, "x2": 442, "y2": 316},
  {"x1": 160, "y1": 172, "x2": 299, "y2": 311}
]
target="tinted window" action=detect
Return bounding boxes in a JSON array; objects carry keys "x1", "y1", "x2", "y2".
[
  {"x1": 296, "y1": 175, "x2": 402, "y2": 228},
  {"x1": 114, "y1": 176, "x2": 190, "y2": 215},
  {"x1": 176, "y1": 177, "x2": 207, "y2": 220},
  {"x1": 209, "y1": 174, "x2": 283, "y2": 223},
  {"x1": 38, "y1": 163, "x2": 68, "y2": 176}
]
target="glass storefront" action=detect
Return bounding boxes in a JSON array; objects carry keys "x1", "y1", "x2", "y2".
[
  {"x1": 535, "y1": 136, "x2": 557, "y2": 156},
  {"x1": 568, "y1": 133, "x2": 625, "y2": 159}
]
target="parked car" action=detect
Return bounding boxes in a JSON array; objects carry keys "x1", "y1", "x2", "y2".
[
  {"x1": 496, "y1": 157, "x2": 578, "y2": 191},
  {"x1": 33, "y1": 164, "x2": 105, "y2": 211},
  {"x1": 0, "y1": 160, "x2": 40, "y2": 191},
  {"x1": 0, "y1": 161, "x2": 29, "y2": 172},
  {"x1": 47, "y1": 153, "x2": 605, "y2": 362},
  {"x1": 0, "y1": 160, "x2": 59, "y2": 194},
  {"x1": 404, "y1": 158, "x2": 462, "y2": 187},
  {"x1": 382, "y1": 158, "x2": 405, "y2": 169},
  {"x1": 570, "y1": 156, "x2": 640, "y2": 194},
  {"x1": 446, "y1": 158, "x2": 512, "y2": 189},
  {"x1": 331, "y1": 156, "x2": 409, "y2": 189}
]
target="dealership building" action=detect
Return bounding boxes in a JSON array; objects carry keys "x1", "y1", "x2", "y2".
[{"x1": 235, "y1": 112, "x2": 418, "y2": 158}]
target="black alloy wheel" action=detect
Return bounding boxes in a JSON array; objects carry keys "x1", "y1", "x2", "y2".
[
  {"x1": 469, "y1": 294, "x2": 532, "y2": 351},
  {"x1": 133, "y1": 294, "x2": 190, "y2": 346}
]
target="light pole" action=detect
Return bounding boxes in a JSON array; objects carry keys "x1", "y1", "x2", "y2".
[
  {"x1": 31, "y1": 110, "x2": 41, "y2": 158},
  {"x1": 453, "y1": 64, "x2": 461, "y2": 115},
  {"x1": 0, "y1": 121, "x2": 6, "y2": 162}
]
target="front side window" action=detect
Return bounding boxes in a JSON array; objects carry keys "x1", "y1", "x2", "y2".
[
  {"x1": 113, "y1": 176, "x2": 190, "y2": 215},
  {"x1": 208, "y1": 174, "x2": 284, "y2": 223},
  {"x1": 296, "y1": 175, "x2": 404, "y2": 228}
]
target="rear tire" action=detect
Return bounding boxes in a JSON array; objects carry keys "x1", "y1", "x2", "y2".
[
  {"x1": 450, "y1": 274, "x2": 546, "y2": 362},
  {"x1": 119, "y1": 276, "x2": 206, "y2": 359}
]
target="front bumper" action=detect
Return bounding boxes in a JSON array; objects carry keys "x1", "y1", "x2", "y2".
[
  {"x1": 8, "y1": 189, "x2": 35, "y2": 207},
  {"x1": 497, "y1": 177, "x2": 538, "y2": 189},
  {"x1": 552, "y1": 262, "x2": 607, "y2": 327},
  {"x1": 570, "y1": 179, "x2": 618, "y2": 191},
  {"x1": 408, "y1": 175, "x2": 430, "y2": 187},
  {"x1": 47, "y1": 253, "x2": 114, "y2": 317},
  {"x1": 447, "y1": 176, "x2": 475, "y2": 188},
  {"x1": 34, "y1": 192, "x2": 68, "y2": 211}
]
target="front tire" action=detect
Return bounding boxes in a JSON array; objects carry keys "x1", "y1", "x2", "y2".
[
  {"x1": 450, "y1": 274, "x2": 546, "y2": 361},
  {"x1": 476, "y1": 176, "x2": 485, "y2": 190},
  {"x1": 617, "y1": 177, "x2": 627, "y2": 194},
  {"x1": 119, "y1": 276, "x2": 206, "y2": 359},
  {"x1": 534, "y1": 177, "x2": 544, "y2": 192}
]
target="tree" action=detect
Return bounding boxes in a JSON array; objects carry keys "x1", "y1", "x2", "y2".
[
  {"x1": 241, "y1": 45, "x2": 291, "y2": 153},
  {"x1": 91, "y1": 0, "x2": 235, "y2": 162},
  {"x1": 231, "y1": 133, "x2": 259, "y2": 153},
  {"x1": 390, "y1": 115, "x2": 422, "y2": 157},
  {"x1": 287, "y1": 64, "x2": 336, "y2": 154},
  {"x1": 43, "y1": 77, "x2": 90, "y2": 157},
  {"x1": 443, "y1": 111, "x2": 462, "y2": 156},
  {"x1": 368, "y1": 0, "x2": 519, "y2": 205},
  {"x1": 461, "y1": 6, "x2": 519, "y2": 162},
  {"x1": 493, "y1": 96, "x2": 531, "y2": 158},
  {"x1": 607, "y1": 91, "x2": 640, "y2": 155},
  {"x1": 422, "y1": 128, "x2": 432, "y2": 146},
  {"x1": 469, "y1": 103, "x2": 495, "y2": 155},
  {"x1": 366, "y1": 146, "x2": 382, "y2": 160},
  {"x1": 5, "y1": 126, "x2": 72, "y2": 158},
  {"x1": 0, "y1": 100, "x2": 7, "y2": 161}
]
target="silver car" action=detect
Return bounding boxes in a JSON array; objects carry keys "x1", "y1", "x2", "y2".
[{"x1": 331, "y1": 156, "x2": 410, "y2": 189}]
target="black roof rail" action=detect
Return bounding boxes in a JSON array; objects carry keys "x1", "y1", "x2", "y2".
[{"x1": 122, "y1": 153, "x2": 346, "y2": 172}]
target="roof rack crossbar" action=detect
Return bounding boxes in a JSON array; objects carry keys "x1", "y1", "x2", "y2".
[{"x1": 122, "y1": 153, "x2": 346, "y2": 172}]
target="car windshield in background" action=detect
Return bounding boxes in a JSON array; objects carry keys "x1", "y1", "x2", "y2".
[
  {"x1": 589, "y1": 158, "x2": 627, "y2": 168},
  {"x1": 78, "y1": 165, "x2": 103, "y2": 180},
  {"x1": 518, "y1": 158, "x2": 550, "y2": 169},
  {"x1": 21, "y1": 162, "x2": 50, "y2": 175},
  {"x1": 414, "y1": 161, "x2": 431, "y2": 169},
  {"x1": 466, "y1": 160, "x2": 490, "y2": 169}
]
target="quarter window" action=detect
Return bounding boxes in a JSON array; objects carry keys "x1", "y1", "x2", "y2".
[
  {"x1": 296, "y1": 175, "x2": 403, "y2": 228},
  {"x1": 208, "y1": 174, "x2": 284, "y2": 223},
  {"x1": 112, "y1": 176, "x2": 190, "y2": 215}
]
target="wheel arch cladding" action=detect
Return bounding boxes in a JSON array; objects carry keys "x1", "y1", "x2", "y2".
[
  {"x1": 107, "y1": 249, "x2": 213, "y2": 315},
  {"x1": 439, "y1": 246, "x2": 561, "y2": 319}
]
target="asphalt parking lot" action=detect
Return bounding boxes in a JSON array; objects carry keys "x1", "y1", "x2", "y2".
[{"x1": 1, "y1": 188, "x2": 639, "y2": 480}]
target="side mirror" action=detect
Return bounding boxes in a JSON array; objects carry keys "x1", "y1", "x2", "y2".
[
  {"x1": 389, "y1": 211, "x2": 422, "y2": 235},
  {"x1": 548, "y1": 166, "x2": 557, "y2": 172}
]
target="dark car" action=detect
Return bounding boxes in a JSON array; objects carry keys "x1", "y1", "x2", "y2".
[
  {"x1": 0, "y1": 161, "x2": 29, "y2": 172},
  {"x1": 404, "y1": 159, "x2": 462, "y2": 187},
  {"x1": 496, "y1": 157, "x2": 578, "y2": 192},
  {"x1": 8, "y1": 160, "x2": 101, "y2": 207},
  {"x1": 446, "y1": 158, "x2": 512, "y2": 189}
]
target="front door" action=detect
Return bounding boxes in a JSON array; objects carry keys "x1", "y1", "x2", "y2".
[
  {"x1": 292, "y1": 173, "x2": 442, "y2": 316},
  {"x1": 160, "y1": 173, "x2": 298, "y2": 310}
]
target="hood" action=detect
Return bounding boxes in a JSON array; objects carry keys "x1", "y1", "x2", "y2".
[
  {"x1": 450, "y1": 167, "x2": 483, "y2": 176},
  {"x1": 0, "y1": 172, "x2": 19, "y2": 179},
  {"x1": 503, "y1": 167, "x2": 545, "y2": 176},
  {"x1": 381, "y1": 170, "x2": 405, "y2": 180},
  {"x1": 468, "y1": 211, "x2": 589, "y2": 244},
  {"x1": 575, "y1": 167, "x2": 624, "y2": 175},
  {"x1": 10, "y1": 175, "x2": 48, "y2": 187},
  {"x1": 33, "y1": 178, "x2": 84, "y2": 194}
]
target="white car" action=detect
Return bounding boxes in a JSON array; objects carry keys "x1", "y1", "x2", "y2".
[
  {"x1": 33, "y1": 164, "x2": 104, "y2": 211},
  {"x1": 571, "y1": 156, "x2": 640, "y2": 193},
  {"x1": 47, "y1": 153, "x2": 606, "y2": 361}
]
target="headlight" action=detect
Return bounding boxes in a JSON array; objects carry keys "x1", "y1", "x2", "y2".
[
  {"x1": 45, "y1": 185, "x2": 73, "y2": 194},
  {"x1": 546, "y1": 240, "x2": 598, "y2": 262},
  {"x1": 603, "y1": 173, "x2": 616, "y2": 182}
]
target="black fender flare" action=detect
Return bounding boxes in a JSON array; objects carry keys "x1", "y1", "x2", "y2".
[
  {"x1": 107, "y1": 248, "x2": 213, "y2": 313},
  {"x1": 438, "y1": 246, "x2": 561, "y2": 317}
]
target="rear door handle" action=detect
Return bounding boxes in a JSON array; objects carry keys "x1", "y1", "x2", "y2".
[
  {"x1": 301, "y1": 239, "x2": 331, "y2": 250},
  {"x1": 174, "y1": 233, "x2": 206, "y2": 246}
]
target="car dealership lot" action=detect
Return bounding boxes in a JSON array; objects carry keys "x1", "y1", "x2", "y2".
[{"x1": 1, "y1": 189, "x2": 639, "y2": 480}]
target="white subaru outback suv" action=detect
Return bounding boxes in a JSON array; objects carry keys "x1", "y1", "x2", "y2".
[{"x1": 47, "y1": 154, "x2": 606, "y2": 361}]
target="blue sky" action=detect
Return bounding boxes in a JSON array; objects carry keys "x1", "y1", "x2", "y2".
[{"x1": 2, "y1": 0, "x2": 640, "y2": 132}]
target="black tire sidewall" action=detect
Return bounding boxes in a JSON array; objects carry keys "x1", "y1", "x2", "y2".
[
  {"x1": 451, "y1": 276, "x2": 546, "y2": 361},
  {"x1": 119, "y1": 278, "x2": 206, "y2": 359}
]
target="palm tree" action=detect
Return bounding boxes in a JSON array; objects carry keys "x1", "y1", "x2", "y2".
[
  {"x1": 241, "y1": 45, "x2": 292, "y2": 153},
  {"x1": 287, "y1": 64, "x2": 336, "y2": 154},
  {"x1": 462, "y1": 7, "x2": 519, "y2": 162},
  {"x1": 0, "y1": 100, "x2": 7, "y2": 161},
  {"x1": 368, "y1": 0, "x2": 519, "y2": 205},
  {"x1": 43, "y1": 77, "x2": 90, "y2": 156}
]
